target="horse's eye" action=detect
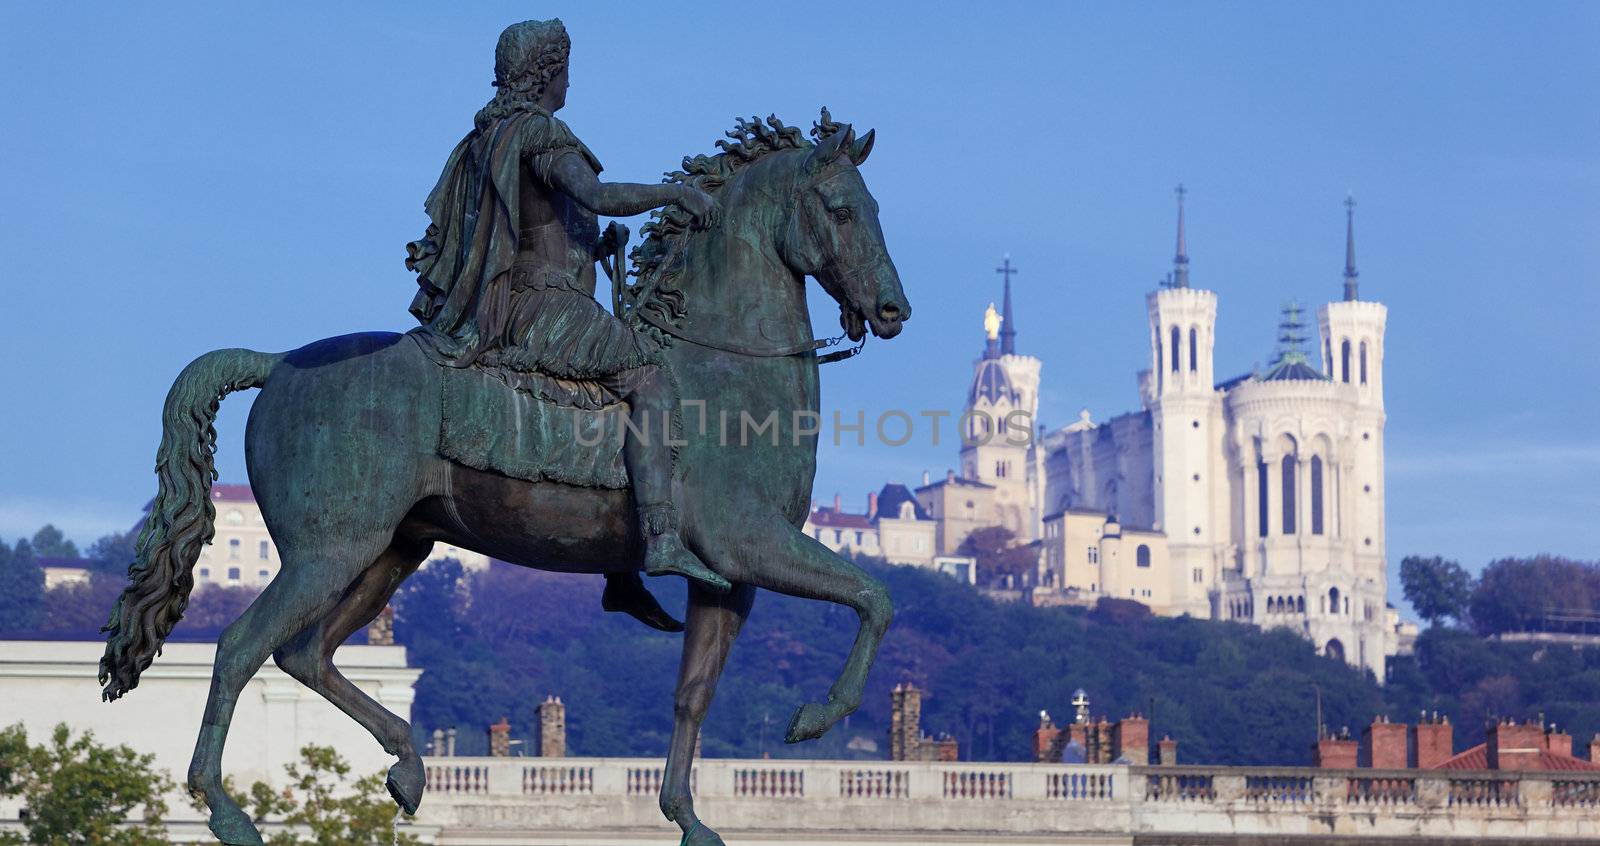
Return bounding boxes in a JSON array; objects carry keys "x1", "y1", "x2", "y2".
[{"x1": 832, "y1": 208, "x2": 853, "y2": 224}]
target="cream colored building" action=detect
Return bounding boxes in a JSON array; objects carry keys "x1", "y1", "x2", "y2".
[
  {"x1": 804, "y1": 485, "x2": 939, "y2": 568},
  {"x1": 1033, "y1": 194, "x2": 1396, "y2": 675},
  {"x1": 1039, "y1": 511, "x2": 1173, "y2": 611},
  {"x1": 196, "y1": 484, "x2": 489, "y2": 589}
]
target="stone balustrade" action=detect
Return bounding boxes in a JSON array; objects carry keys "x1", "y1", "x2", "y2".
[{"x1": 410, "y1": 757, "x2": 1600, "y2": 844}]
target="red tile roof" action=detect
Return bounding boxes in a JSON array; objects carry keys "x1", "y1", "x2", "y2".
[
  {"x1": 808, "y1": 507, "x2": 873, "y2": 530},
  {"x1": 211, "y1": 484, "x2": 256, "y2": 503},
  {"x1": 1434, "y1": 743, "x2": 1600, "y2": 772}
]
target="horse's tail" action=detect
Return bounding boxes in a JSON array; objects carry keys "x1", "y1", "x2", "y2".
[{"x1": 99, "y1": 347, "x2": 283, "y2": 701}]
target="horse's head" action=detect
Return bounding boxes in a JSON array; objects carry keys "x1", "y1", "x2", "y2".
[{"x1": 781, "y1": 122, "x2": 910, "y2": 341}]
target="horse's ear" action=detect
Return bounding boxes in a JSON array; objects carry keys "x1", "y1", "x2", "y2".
[
  {"x1": 848, "y1": 129, "x2": 875, "y2": 166},
  {"x1": 804, "y1": 124, "x2": 855, "y2": 174}
]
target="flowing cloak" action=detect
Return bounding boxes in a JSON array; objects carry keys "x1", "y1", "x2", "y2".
[{"x1": 404, "y1": 107, "x2": 608, "y2": 369}]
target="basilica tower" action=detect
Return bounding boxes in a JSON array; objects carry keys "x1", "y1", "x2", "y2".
[
  {"x1": 960, "y1": 256, "x2": 1042, "y2": 540},
  {"x1": 1316, "y1": 197, "x2": 1389, "y2": 606},
  {"x1": 1146, "y1": 187, "x2": 1225, "y2": 616}
]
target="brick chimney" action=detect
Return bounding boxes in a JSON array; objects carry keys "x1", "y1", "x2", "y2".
[
  {"x1": 1360, "y1": 716, "x2": 1407, "y2": 769},
  {"x1": 1590, "y1": 734, "x2": 1600, "y2": 764},
  {"x1": 365, "y1": 604, "x2": 395, "y2": 645},
  {"x1": 1034, "y1": 711, "x2": 1062, "y2": 763},
  {"x1": 1544, "y1": 724, "x2": 1573, "y2": 758},
  {"x1": 1411, "y1": 713, "x2": 1453, "y2": 769},
  {"x1": 931, "y1": 734, "x2": 959, "y2": 762},
  {"x1": 1114, "y1": 715, "x2": 1150, "y2": 765},
  {"x1": 1486, "y1": 719, "x2": 1544, "y2": 771},
  {"x1": 889, "y1": 684, "x2": 923, "y2": 762},
  {"x1": 1157, "y1": 735, "x2": 1178, "y2": 766},
  {"x1": 833, "y1": 493, "x2": 842, "y2": 512},
  {"x1": 867, "y1": 491, "x2": 879, "y2": 520},
  {"x1": 538, "y1": 695, "x2": 566, "y2": 758},
  {"x1": 1313, "y1": 729, "x2": 1358, "y2": 769},
  {"x1": 488, "y1": 718, "x2": 512, "y2": 758}
]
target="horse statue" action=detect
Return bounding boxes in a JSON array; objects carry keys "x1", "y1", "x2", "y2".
[{"x1": 98, "y1": 109, "x2": 909, "y2": 846}]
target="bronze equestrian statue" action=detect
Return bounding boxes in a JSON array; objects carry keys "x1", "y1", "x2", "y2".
[{"x1": 100, "y1": 18, "x2": 909, "y2": 846}]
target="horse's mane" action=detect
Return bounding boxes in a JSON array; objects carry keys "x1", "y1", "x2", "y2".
[{"x1": 625, "y1": 108, "x2": 849, "y2": 328}]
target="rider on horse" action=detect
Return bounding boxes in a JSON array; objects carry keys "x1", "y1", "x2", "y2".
[{"x1": 405, "y1": 18, "x2": 727, "y2": 624}]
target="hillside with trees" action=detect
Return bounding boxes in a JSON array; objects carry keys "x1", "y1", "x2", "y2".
[{"x1": 3, "y1": 526, "x2": 1596, "y2": 765}]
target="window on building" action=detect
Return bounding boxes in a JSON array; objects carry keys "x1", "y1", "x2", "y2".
[
  {"x1": 1087, "y1": 547, "x2": 1099, "y2": 564},
  {"x1": 258, "y1": 569, "x2": 269, "y2": 582},
  {"x1": 854, "y1": 531, "x2": 863, "y2": 545},
  {"x1": 1297, "y1": 596, "x2": 1305, "y2": 613},
  {"x1": 832, "y1": 530, "x2": 841, "y2": 545},
  {"x1": 1281, "y1": 456, "x2": 1297, "y2": 534},
  {"x1": 1170, "y1": 326, "x2": 1181, "y2": 373},
  {"x1": 1325, "y1": 340, "x2": 1333, "y2": 376},
  {"x1": 1359, "y1": 341, "x2": 1369, "y2": 385},
  {"x1": 1328, "y1": 587, "x2": 1340, "y2": 616},
  {"x1": 1155, "y1": 336, "x2": 1164, "y2": 391},
  {"x1": 1310, "y1": 456, "x2": 1325, "y2": 535},
  {"x1": 1256, "y1": 459, "x2": 1268, "y2": 537},
  {"x1": 1192, "y1": 567, "x2": 1203, "y2": 584},
  {"x1": 1136, "y1": 545, "x2": 1151, "y2": 567},
  {"x1": 228, "y1": 538, "x2": 240, "y2": 559},
  {"x1": 1340, "y1": 339, "x2": 1351, "y2": 383},
  {"x1": 1189, "y1": 326, "x2": 1198, "y2": 372},
  {"x1": 258, "y1": 540, "x2": 270, "y2": 560},
  {"x1": 199, "y1": 567, "x2": 210, "y2": 579},
  {"x1": 227, "y1": 567, "x2": 240, "y2": 581}
]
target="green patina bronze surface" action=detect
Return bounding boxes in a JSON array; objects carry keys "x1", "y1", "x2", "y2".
[{"x1": 99, "y1": 18, "x2": 908, "y2": 846}]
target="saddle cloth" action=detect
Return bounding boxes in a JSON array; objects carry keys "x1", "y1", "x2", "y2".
[{"x1": 439, "y1": 364, "x2": 629, "y2": 490}]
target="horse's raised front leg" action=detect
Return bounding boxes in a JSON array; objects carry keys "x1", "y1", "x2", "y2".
[
  {"x1": 697, "y1": 516, "x2": 892, "y2": 744},
  {"x1": 661, "y1": 582, "x2": 754, "y2": 846}
]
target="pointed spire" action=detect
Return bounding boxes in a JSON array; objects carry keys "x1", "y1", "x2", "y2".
[
  {"x1": 1343, "y1": 195, "x2": 1359, "y2": 301},
  {"x1": 996, "y1": 255, "x2": 1018, "y2": 355},
  {"x1": 1172, "y1": 184, "x2": 1190, "y2": 288}
]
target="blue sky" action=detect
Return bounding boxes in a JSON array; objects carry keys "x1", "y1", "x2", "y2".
[{"x1": 3, "y1": 3, "x2": 1596, "y2": 609}]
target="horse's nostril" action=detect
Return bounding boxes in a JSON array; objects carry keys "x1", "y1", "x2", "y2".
[{"x1": 878, "y1": 303, "x2": 902, "y2": 321}]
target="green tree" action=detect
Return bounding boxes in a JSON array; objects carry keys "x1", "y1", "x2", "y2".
[
  {"x1": 243, "y1": 745, "x2": 418, "y2": 846},
  {"x1": 958, "y1": 526, "x2": 1037, "y2": 588},
  {"x1": 0, "y1": 723, "x2": 171, "y2": 845},
  {"x1": 28, "y1": 525, "x2": 78, "y2": 560},
  {"x1": 85, "y1": 529, "x2": 139, "y2": 576},
  {"x1": 1469, "y1": 556, "x2": 1599, "y2": 635},
  {"x1": 0, "y1": 539, "x2": 45, "y2": 632},
  {"x1": 1400, "y1": 555, "x2": 1473, "y2": 627}
]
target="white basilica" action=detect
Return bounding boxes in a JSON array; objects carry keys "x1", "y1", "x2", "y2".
[{"x1": 993, "y1": 192, "x2": 1397, "y2": 675}]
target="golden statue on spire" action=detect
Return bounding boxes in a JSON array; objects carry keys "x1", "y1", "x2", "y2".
[{"x1": 984, "y1": 301, "x2": 1002, "y2": 341}]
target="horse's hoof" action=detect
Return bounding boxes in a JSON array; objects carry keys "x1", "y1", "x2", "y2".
[
  {"x1": 208, "y1": 802, "x2": 265, "y2": 846},
  {"x1": 681, "y1": 820, "x2": 728, "y2": 846},
  {"x1": 387, "y1": 756, "x2": 425, "y2": 815},
  {"x1": 785, "y1": 701, "x2": 834, "y2": 743}
]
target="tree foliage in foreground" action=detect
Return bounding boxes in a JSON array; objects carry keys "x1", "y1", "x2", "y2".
[
  {"x1": 241, "y1": 745, "x2": 418, "y2": 846},
  {"x1": 0, "y1": 723, "x2": 171, "y2": 846}
]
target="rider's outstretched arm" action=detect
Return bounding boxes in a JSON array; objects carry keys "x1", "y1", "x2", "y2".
[{"x1": 547, "y1": 153, "x2": 714, "y2": 223}]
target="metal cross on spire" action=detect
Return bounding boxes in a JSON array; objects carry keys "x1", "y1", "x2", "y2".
[
  {"x1": 996, "y1": 254, "x2": 1018, "y2": 355},
  {"x1": 1171, "y1": 184, "x2": 1190, "y2": 288},
  {"x1": 1343, "y1": 194, "x2": 1360, "y2": 301}
]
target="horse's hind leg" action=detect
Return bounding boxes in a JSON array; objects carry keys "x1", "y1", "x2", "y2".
[
  {"x1": 272, "y1": 538, "x2": 431, "y2": 814},
  {"x1": 661, "y1": 582, "x2": 754, "y2": 846},
  {"x1": 695, "y1": 517, "x2": 891, "y2": 744},
  {"x1": 188, "y1": 538, "x2": 384, "y2": 846}
]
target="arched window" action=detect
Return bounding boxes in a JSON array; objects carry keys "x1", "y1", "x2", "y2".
[
  {"x1": 1323, "y1": 639, "x2": 1345, "y2": 662},
  {"x1": 1310, "y1": 456, "x2": 1324, "y2": 535},
  {"x1": 1170, "y1": 326, "x2": 1181, "y2": 373},
  {"x1": 1340, "y1": 339, "x2": 1351, "y2": 383},
  {"x1": 1256, "y1": 459, "x2": 1269, "y2": 537},
  {"x1": 1328, "y1": 587, "x2": 1340, "y2": 615},
  {"x1": 1189, "y1": 326, "x2": 1198, "y2": 372},
  {"x1": 1281, "y1": 456, "x2": 1297, "y2": 534},
  {"x1": 1296, "y1": 595, "x2": 1305, "y2": 613},
  {"x1": 1359, "y1": 341, "x2": 1369, "y2": 385},
  {"x1": 1324, "y1": 340, "x2": 1332, "y2": 376},
  {"x1": 1155, "y1": 334, "x2": 1164, "y2": 390},
  {"x1": 1136, "y1": 544, "x2": 1151, "y2": 567}
]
